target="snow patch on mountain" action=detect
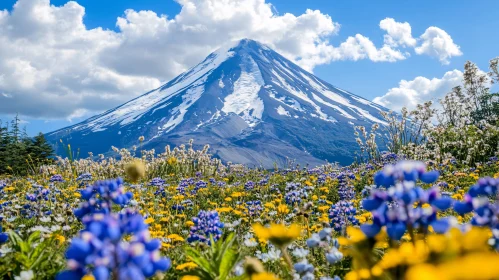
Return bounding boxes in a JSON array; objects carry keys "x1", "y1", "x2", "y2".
[
  {"x1": 222, "y1": 56, "x2": 264, "y2": 126},
  {"x1": 157, "y1": 82, "x2": 205, "y2": 135},
  {"x1": 75, "y1": 41, "x2": 238, "y2": 133},
  {"x1": 276, "y1": 105, "x2": 291, "y2": 116}
]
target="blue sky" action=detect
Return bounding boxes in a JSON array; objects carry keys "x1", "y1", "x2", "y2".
[{"x1": 0, "y1": 0, "x2": 498, "y2": 135}]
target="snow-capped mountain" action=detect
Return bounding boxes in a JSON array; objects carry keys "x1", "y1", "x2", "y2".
[{"x1": 46, "y1": 39, "x2": 389, "y2": 167}]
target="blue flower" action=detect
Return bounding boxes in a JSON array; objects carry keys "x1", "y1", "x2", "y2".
[
  {"x1": 74, "y1": 178, "x2": 133, "y2": 220},
  {"x1": 325, "y1": 247, "x2": 343, "y2": 264},
  {"x1": 329, "y1": 201, "x2": 358, "y2": 232},
  {"x1": 306, "y1": 233, "x2": 321, "y2": 248},
  {"x1": 49, "y1": 174, "x2": 64, "y2": 183},
  {"x1": 360, "y1": 161, "x2": 455, "y2": 240},
  {"x1": 59, "y1": 210, "x2": 170, "y2": 279},
  {"x1": 148, "y1": 177, "x2": 166, "y2": 187},
  {"x1": 187, "y1": 210, "x2": 224, "y2": 244}
]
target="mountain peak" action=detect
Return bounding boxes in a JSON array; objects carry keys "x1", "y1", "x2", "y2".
[
  {"x1": 218, "y1": 38, "x2": 270, "y2": 55},
  {"x1": 46, "y1": 39, "x2": 389, "y2": 167}
]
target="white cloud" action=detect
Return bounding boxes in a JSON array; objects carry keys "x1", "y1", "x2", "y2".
[
  {"x1": 378, "y1": 18, "x2": 462, "y2": 64},
  {"x1": 0, "y1": 0, "x2": 161, "y2": 119},
  {"x1": 0, "y1": 1, "x2": 461, "y2": 120},
  {"x1": 373, "y1": 70, "x2": 463, "y2": 111},
  {"x1": 331, "y1": 34, "x2": 408, "y2": 62},
  {"x1": 379, "y1": 18, "x2": 417, "y2": 47},
  {"x1": 415, "y1": 27, "x2": 463, "y2": 64}
]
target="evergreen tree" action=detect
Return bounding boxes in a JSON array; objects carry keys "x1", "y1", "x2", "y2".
[
  {"x1": 0, "y1": 120, "x2": 9, "y2": 174},
  {"x1": 27, "y1": 133, "x2": 54, "y2": 165},
  {"x1": 0, "y1": 116, "x2": 54, "y2": 175}
]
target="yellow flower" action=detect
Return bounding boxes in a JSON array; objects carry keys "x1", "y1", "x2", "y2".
[
  {"x1": 277, "y1": 204, "x2": 290, "y2": 215},
  {"x1": 181, "y1": 276, "x2": 200, "y2": 280},
  {"x1": 82, "y1": 275, "x2": 95, "y2": 280},
  {"x1": 186, "y1": 221, "x2": 195, "y2": 227},
  {"x1": 161, "y1": 242, "x2": 173, "y2": 249},
  {"x1": 74, "y1": 192, "x2": 81, "y2": 198},
  {"x1": 264, "y1": 202, "x2": 275, "y2": 209},
  {"x1": 167, "y1": 157, "x2": 177, "y2": 165},
  {"x1": 406, "y1": 253, "x2": 499, "y2": 280},
  {"x1": 167, "y1": 234, "x2": 185, "y2": 242},
  {"x1": 252, "y1": 223, "x2": 301, "y2": 247},
  {"x1": 339, "y1": 227, "x2": 366, "y2": 246},
  {"x1": 176, "y1": 262, "x2": 198, "y2": 270},
  {"x1": 217, "y1": 207, "x2": 232, "y2": 213},
  {"x1": 405, "y1": 264, "x2": 442, "y2": 280},
  {"x1": 53, "y1": 234, "x2": 66, "y2": 244},
  {"x1": 251, "y1": 272, "x2": 279, "y2": 280},
  {"x1": 319, "y1": 213, "x2": 329, "y2": 223},
  {"x1": 378, "y1": 240, "x2": 429, "y2": 269},
  {"x1": 144, "y1": 217, "x2": 154, "y2": 224},
  {"x1": 231, "y1": 192, "x2": 243, "y2": 198},
  {"x1": 233, "y1": 210, "x2": 243, "y2": 216},
  {"x1": 318, "y1": 206, "x2": 329, "y2": 212},
  {"x1": 358, "y1": 269, "x2": 370, "y2": 279},
  {"x1": 225, "y1": 197, "x2": 233, "y2": 202},
  {"x1": 305, "y1": 180, "x2": 313, "y2": 186},
  {"x1": 371, "y1": 265, "x2": 383, "y2": 276}
]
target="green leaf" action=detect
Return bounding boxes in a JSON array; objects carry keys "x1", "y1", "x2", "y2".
[
  {"x1": 218, "y1": 247, "x2": 240, "y2": 280},
  {"x1": 185, "y1": 247, "x2": 216, "y2": 278},
  {"x1": 8, "y1": 230, "x2": 23, "y2": 248},
  {"x1": 29, "y1": 238, "x2": 54, "y2": 269},
  {"x1": 215, "y1": 233, "x2": 238, "y2": 277},
  {"x1": 27, "y1": 231, "x2": 41, "y2": 245},
  {"x1": 8, "y1": 231, "x2": 30, "y2": 254}
]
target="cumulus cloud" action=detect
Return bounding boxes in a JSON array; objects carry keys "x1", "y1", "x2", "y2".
[
  {"x1": 379, "y1": 18, "x2": 462, "y2": 64},
  {"x1": 373, "y1": 70, "x2": 463, "y2": 111},
  {"x1": 379, "y1": 18, "x2": 417, "y2": 47},
  {"x1": 0, "y1": 0, "x2": 162, "y2": 119},
  {"x1": 0, "y1": 0, "x2": 461, "y2": 120},
  {"x1": 328, "y1": 34, "x2": 408, "y2": 62},
  {"x1": 415, "y1": 27, "x2": 463, "y2": 64}
]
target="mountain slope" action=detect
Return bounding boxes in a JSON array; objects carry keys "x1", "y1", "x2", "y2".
[{"x1": 46, "y1": 39, "x2": 389, "y2": 167}]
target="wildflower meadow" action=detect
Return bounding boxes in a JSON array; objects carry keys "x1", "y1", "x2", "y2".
[
  {"x1": 0, "y1": 138, "x2": 498, "y2": 280},
  {"x1": 0, "y1": 21, "x2": 498, "y2": 280}
]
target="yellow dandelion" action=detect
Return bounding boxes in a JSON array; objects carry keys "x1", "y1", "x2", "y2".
[
  {"x1": 252, "y1": 223, "x2": 301, "y2": 247},
  {"x1": 167, "y1": 234, "x2": 185, "y2": 242},
  {"x1": 176, "y1": 262, "x2": 198, "y2": 270},
  {"x1": 277, "y1": 204, "x2": 290, "y2": 215},
  {"x1": 181, "y1": 276, "x2": 200, "y2": 280},
  {"x1": 251, "y1": 273, "x2": 279, "y2": 280}
]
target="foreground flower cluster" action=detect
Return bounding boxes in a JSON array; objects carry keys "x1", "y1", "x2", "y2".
[{"x1": 0, "y1": 148, "x2": 498, "y2": 279}]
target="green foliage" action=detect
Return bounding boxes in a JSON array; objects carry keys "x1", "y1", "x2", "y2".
[
  {"x1": 0, "y1": 115, "x2": 54, "y2": 175},
  {"x1": 183, "y1": 233, "x2": 243, "y2": 280},
  {"x1": 0, "y1": 231, "x2": 65, "y2": 279}
]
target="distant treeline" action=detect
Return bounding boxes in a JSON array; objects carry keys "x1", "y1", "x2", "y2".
[{"x1": 0, "y1": 115, "x2": 54, "y2": 175}]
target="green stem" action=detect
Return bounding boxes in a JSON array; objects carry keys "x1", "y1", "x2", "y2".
[{"x1": 281, "y1": 246, "x2": 294, "y2": 271}]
